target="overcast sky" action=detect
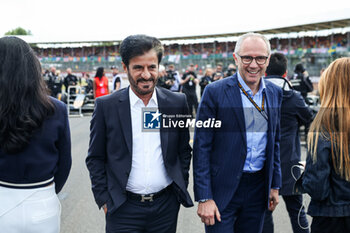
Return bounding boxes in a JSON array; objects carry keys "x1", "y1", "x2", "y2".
[{"x1": 1, "y1": 0, "x2": 350, "y2": 42}]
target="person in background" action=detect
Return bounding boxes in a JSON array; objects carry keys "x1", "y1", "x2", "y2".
[
  {"x1": 167, "y1": 63, "x2": 181, "y2": 92},
  {"x1": 199, "y1": 68, "x2": 213, "y2": 96},
  {"x1": 111, "y1": 66, "x2": 122, "y2": 92},
  {"x1": 225, "y1": 63, "x2": 237, "y2": 77},
  {"x1": 181, "y1": 64, "x2": 199, "y2": 116},
  {"x1": 299, "y1": 57, "x2": 350, "y2": 233},
  {"x1": 213, "y1": 62, "x2": 224, "y2": 77},
  {"x1": 157, "y1": 64, "x2": 173, "y2": 89},
  {"x1": 212, "y1": 72, "x2": 224, "y2": 82},
  {"x1": 290, "y1": 63, "x2": 313, "y2": 103},
  {"x1": 93, "y1": 67, "x2": 109, "y2": 99},
  {"x1": 0, "y1": 36, "x2": 71, "y2": 233},
  {"x1": 45, "y1": 66, "x2": 63, "y2": 98},
  {"x1": 64, "y1": 68, "x2": 78, "y2": 94},
  {"x1": 263, "y1": 53, "x2": 312, "y2": 233}
]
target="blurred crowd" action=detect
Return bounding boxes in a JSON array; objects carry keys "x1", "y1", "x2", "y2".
[
  {"x1": 43, "y1": 60, "x2": 318, "y2": 117},
  {"x1": 35, "y1": 33, "x2": 348, "y2": 58}
]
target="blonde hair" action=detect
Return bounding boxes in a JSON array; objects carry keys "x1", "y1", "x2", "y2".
[
  {"x1": 308, "y1": 57, "x2": 350, "y2": 180},
  {"x1": 204, "y1": 68, "x2": 213, "y2": 77}
]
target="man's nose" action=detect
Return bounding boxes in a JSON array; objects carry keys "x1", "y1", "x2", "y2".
[
  {"x1": 141, "y1": 68, "x2": 151, "y2": 79},
  {"x1": 249, "y1": 59, "x2": 259, "y2": 68}
]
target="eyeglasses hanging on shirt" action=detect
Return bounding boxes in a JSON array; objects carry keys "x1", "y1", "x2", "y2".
[{"x1": 237, "y1": 81, "x2": 268, "y2": 121}]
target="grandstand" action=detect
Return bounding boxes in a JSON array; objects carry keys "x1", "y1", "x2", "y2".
[{"x1": 25, "y1": 18, "x2": 350, "y2": 76}]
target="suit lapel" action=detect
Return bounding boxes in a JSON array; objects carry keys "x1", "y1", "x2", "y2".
[
  {"x1": 156, "y1": 87, "x2": 169, "y2": 160},
  {"x1": 118, "y1": 87, "x2": 132, "y2": 154},
  {"x1": 265, "y1": 84, "x2": 275, "y2": 134},
  {"x1": 224, "y1": 75, "x2": 247, "y2": 146}
]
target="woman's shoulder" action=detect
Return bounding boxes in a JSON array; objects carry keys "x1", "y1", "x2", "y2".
[{"x1": 49, "y1": 97, "x2": 67, "y2": 115}]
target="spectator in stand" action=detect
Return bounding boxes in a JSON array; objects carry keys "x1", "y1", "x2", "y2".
[
  {"x1": 181, "y1": 64, "x2": 199, "y2": 116},
  {"x1": 297, "y1": 57, "x2": 350, "y2": 233},
  {"x1": 93, "y1": 67, "x2": 109, "y2": 98},
  {"x1": 199, "y1": 68, "x2": 213, "y2": 96},
  {"x1": 263, "y1": 53, "x2": 312, "y2": 233},
  {"x1": 225, "y1": 63, "x2": 237, "y2": 77},
  {"x1": 111, "y1": 66, "x2": 122, "y2": 92},
  {"x1": 0, "y1": 36, "x2": 71, "y2": 233},
  {"x1": 64, "y1": 68, "x2": 78, "y2": 94}
]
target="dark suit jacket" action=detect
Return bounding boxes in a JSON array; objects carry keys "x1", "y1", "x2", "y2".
[
  {"x1": 265, "y1": 75, "x2": 313, "y2": 195},
  {"x1": 193, "y1": 74, "x2": 282, "y2": 211},
  {"x1": 86, "y1": 87, "x2": 193, "y2": 214}
]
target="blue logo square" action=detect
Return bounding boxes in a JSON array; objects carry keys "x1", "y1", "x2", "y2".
[{"x1": 143, "y1": 109, "x2": 161, "y2": 129}]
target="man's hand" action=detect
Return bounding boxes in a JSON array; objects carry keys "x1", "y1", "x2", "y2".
[
  {"x1": 197, "y1": 200, "x2": 221, "y2": 226},
  {"x1": 268, "y1": 189, "x2": 279, "y2": 211},
  {"x1": 103, "y1": 204, "x2": 107, "y2": 214}
]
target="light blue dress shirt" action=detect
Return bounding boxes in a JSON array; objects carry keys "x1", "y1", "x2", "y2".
[{"x1": 237, "y1": 72, "x2": 268, "y2": 172}]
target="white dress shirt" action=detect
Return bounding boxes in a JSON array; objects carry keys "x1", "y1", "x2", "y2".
[{"x1": 126, "y1": 88, "x2": 172, "y2": 194}]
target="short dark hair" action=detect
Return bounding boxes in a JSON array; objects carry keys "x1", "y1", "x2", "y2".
[
  {"x1": 266, "y1": 52, "x2": 287, "y2": 76},
  {"x1": 294, "y1": 63, "x2": 305, "y2": 73},
  {"x1": 119, "y1": 35, "x2": 163, "y2": 68}
]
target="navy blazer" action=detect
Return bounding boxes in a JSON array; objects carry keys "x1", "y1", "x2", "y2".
[
  {"x1": 86, "y1": 87, "x2": 194, "y2": 214},
  {"x1": 0, "y1": 97, "x2": 71, "y2": 193},
  {"x1": 264, "y1": 75, "x2": 313, "y2": 195},
  {"x1": 193, "y1": 74, "x2": 282, "y2": 211}
]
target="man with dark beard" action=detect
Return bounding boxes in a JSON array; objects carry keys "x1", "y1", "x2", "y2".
[{"x1": 86, "y1": 34, "x2": 193, "y2": 233}]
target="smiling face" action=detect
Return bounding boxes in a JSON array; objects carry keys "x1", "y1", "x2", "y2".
[
  {"x1": 122, "y1": 49, "x2": 159, "y2": 98},
  {"x1": 233, "y1": 37, "x2": 270, "y2": 91}
]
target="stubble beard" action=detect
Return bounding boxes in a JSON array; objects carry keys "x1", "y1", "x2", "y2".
[{"x1": 128, "y1": 72, "x2": 157, "y2": 96}]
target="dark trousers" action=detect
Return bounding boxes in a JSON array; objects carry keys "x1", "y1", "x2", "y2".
[
  {"x1": 106, "y1": 188, "x2": 180, "y2": 233},
  {"x1": 206, "y1": 169, "x2": 266, "y2": 233},
  {"x1": 262, "y1": 195, "x2": 309, "y2": 233},
  {"x1": 183, "y1": 90, "x2": 198, "y2": 116},
  {"x1": 311, "y1": 216, "x2": 350, "y2": 233}
]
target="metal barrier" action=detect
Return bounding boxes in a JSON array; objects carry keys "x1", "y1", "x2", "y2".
[{"x1": 67, "y1": 86, "x2": 84, "y2": 117}]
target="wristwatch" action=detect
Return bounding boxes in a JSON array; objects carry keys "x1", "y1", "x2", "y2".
[{"x1": 198, "y1": 199, "x2": 210, "y2": 203}]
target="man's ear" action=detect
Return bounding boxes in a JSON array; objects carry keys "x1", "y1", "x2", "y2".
[
  {"x1": 122, "y1": 62, "x2": 128, "y2": 72},
  {"x1": 233, "y1": 53, "x2": 239, "y2": 66}
]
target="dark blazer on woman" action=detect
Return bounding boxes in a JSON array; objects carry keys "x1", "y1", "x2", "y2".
[
  {"x1": 302, "y1": 135, "x2": 350, "y2": 217},
  {"x1": 0, "y1": 97, "x2": 72, "y2": 193}
]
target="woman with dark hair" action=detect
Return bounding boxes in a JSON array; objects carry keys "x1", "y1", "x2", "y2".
[
  {"x1": 301, "y1": 57, "x2": 350, "y2": 233},
  {"x1": 0, "y1": 37, "x2": 71, "y2": 232},
  {"x1": 93, "y1": 67, "x2": 109, "y2": 98}
]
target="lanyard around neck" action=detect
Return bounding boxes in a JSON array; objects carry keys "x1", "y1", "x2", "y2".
[{"x1": 237, "y1": 81, "x2": 268, "y2": 121}]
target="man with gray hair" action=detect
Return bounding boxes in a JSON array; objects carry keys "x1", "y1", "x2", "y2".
[{"x1": 193, "y1": 32, "x2": 282, "y2": 233}]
